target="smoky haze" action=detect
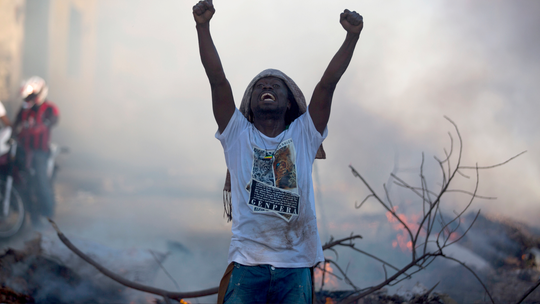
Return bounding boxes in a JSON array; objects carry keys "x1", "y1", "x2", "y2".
[{"x1": 19, "y1": 0, "x2": 540, "y2": 299}]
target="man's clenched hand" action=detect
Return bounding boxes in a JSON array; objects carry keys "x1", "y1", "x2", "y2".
[
  {"x1": 193, "y1": 0, "x2": 215, "y2": 24},
  {"x1": 340, "y1": 9, "x2": 363, "y2": 34}
]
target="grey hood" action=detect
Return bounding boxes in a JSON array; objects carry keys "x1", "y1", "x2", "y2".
[{"x1": 238, "y1": 68, "x2": 307, "y2": 121}]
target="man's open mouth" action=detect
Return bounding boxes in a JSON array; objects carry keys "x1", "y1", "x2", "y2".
[{"x1": 260, "y1": 92, "x2": 276, "y2": 102}]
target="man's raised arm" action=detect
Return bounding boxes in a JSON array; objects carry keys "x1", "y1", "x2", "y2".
[
  {"x1": 193, "y1": 0, "x2": 235, "y2": 133},
  {"x1": 309, "y1": 9, "x2": 363, "y2": 135}
]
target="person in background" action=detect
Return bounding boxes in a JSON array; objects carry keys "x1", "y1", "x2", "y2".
[{"x1": 14, "y1": 76, "x2": 59, "y2": 227}]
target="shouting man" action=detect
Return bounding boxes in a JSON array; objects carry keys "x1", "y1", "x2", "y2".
[{"x1": 193, "y1": 1, "x2": 363, "y2": 303}]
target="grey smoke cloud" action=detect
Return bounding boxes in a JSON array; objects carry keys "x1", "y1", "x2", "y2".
[
  {"x1": 19, "y1": 0, "x2": 538, "y2": 298},
  {"x1": 48, "y1": 0, "x2": 538, "y2": 252}
]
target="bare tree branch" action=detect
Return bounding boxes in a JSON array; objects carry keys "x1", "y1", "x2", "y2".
[
  {"x1": 355, "y1": 194, "x2": 373, "y2": 209},
  {"x1": 48, "y1": 218, "x2": 219, "y2": 301},
  {"x1": 441, "y1": 255, "x2": 495, "y2": 304},
  {"x1": 445, "y1": 209, "x2": 481, "y2": 248},
  {"x1": 383, "y1": 183, "x2": 394, "y2": 210},
  {"x1": 347, "y1": 247, "x2": 407, "y2": 277},
  {"x1": 321, "y1": 234, "x2": 414, "y2": 281},
  {"x1": 443, "y1": 189, "x2": 495, "y2": 199},
  {"x1": 349, "y1": 165, "x2": 415, "y2": 256},
  {"x1": 459, "y1": 151, "x2": 527, "y2": 170},
  {"x1": 516, "y1": 277, "x2": 540, "y2": 304},
  {"x1": 437, "y1": 164, "x2": 480, "y2": 249},
  {"x1": 391, "y1": 180, "x2": 496, "y2": 200},
  {"x1": 338, "y1": 117, "x2": 524, "y2": 303},
  {"x1": 341, "y1": 253, "x2": 437, "y2": 304},
  {"x1": 326, "y1": 259, "x2": 359, "y2": 291},
  {"x1": 322, "y1": 235, "x2": 362, "y2": 250},
  {"x1": 150, "y1": 250, "x2": 180, "y2": 291},
  {"x1": 418, "y1": 281, "x2": 440, "y2": 301}
]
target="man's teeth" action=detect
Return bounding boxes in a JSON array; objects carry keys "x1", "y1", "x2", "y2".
[{"x1": 261, "y1": 93, "x2": 276, "y2": 101}]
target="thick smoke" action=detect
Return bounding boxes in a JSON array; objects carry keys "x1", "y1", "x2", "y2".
[{"x1": 10, "y1": 0, "x2": 538, "y2": 300}]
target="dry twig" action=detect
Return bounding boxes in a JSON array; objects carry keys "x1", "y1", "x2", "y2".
[
  {"x1": 48, "y1": 218, "x2": 219, "y2": 302},
  {"x1": 320, "y1": 118, "x2": 524, "y2": 304},
  {"x1": 516, "y1": 277, "x2": 540, "y2": 304}
]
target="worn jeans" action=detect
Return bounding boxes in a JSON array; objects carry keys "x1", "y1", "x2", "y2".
[{"x1": 223, "y1": 262, "x2": 312, "y2": 304}]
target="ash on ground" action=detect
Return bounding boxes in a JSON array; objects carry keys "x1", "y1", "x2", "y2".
[{"x1": 0, "y1": 233, "x2": 166, "y2": 304}]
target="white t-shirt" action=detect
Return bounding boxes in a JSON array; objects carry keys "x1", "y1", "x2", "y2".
[{"x1": 216, "y1": 108, "x2": 327, "y2": 268}]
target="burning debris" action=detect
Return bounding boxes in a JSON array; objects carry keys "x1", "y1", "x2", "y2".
[
  {"x1": 0, "y1": 233, "x2": 167, "y2": 303},
  {"x1": 452, "y1": 212, "x2": 540, "y2": 303},
  {"x1": 0, "y1": 285, "x2": 34, "y2": 303},
  {"x1": 312, "y1": 120, "x2": 540, "y2": 304},
  {"x1": 0, "y1": 236, "x2": 123, "y2": 303},
  {"x1": 460, "y1": 212, "x2": 540, "y2": 271},
  {"x1": 316, "y1": 285, "x2": 453, "y2": 304},
  {"x1": 314, "y1": 212, "x2": 540, "y2": 304}
]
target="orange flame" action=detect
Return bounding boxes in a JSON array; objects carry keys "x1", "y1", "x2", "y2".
[
  {"x1": 444, "y1": 228, "x2": 461, "y2": 243},
  {"x1": 325, "y1": 297, "x2": 336, "y2": 304},
  {"x1": 314, "y1": 262, "x2": 339, "y2": 289},
  {"x1": 445, "y1": 216, "x2": 463, "y2": 242},
  {"x1": 386, "y1": 206, "x2": 421, "y2": 252}
]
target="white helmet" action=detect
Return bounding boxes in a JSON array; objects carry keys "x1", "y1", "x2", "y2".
[{"x1": 20, "y1": 76, "x2": 48, "y2": 105}]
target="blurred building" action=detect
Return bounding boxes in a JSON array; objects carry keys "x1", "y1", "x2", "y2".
[
  {"x1": 0, "y1": 0, "x2": 97, "y2": 127},
  {"x1": 0, "y1": 0, "x2": 25, "y2": 114},
  {"x1": 2, "y1": 0, "x2": 188, "y2": 164}
]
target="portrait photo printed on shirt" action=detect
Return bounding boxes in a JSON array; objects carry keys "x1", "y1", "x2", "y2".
[{"x1": 247, "y1": 139, "x2": 299, "y2": 222}]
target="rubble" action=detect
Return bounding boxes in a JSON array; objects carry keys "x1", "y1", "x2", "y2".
[
  {"x1": 405, "y1": 213, "x2": 540, "y2": 303},
  {"x1": 458, "y1": 213, "x2": 540, "y2": 303},
  {"x1": 0, "y1": 233, "x2": 167, "y2": 303},
  {"x1": 460, "y1": 212, "x2": 540, "y2": 271},
  {"x1": 316, "y1": 287, "x2": 452, "y2": 304},
  {"x1": 0, "y1": 285, "x2": 35, "y2": 303},
  {"x1": 0, "y1": 237, "x2": 123, "y2": 303},
  {"x1": 1, "y1": 211, "x2": 538, "y2": 303},
  {"x1": 315, "y1": 213, "x2": 540, "y2": 303}
]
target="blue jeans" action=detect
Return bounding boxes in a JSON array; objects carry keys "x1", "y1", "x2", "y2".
[{"x1": 224, "y1": 263, "x2": 312, "y2": 304}]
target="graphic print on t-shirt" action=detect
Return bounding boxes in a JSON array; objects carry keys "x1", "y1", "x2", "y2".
[{"x1": 247, "y1": 138, "x2": 299, "y2": 222}]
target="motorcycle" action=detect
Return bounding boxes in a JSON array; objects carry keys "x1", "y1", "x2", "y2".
[{"x1": 0, "y1": 127, "x2": 66, "y2": 238}]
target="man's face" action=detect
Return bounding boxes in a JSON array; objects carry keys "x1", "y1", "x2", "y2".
[{"x1": 250, "y1": 77, "x2": 291, "y2": 120}]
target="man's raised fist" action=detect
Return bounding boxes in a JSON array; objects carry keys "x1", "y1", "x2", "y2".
[{"x1": 193, "y1": 0, "x2": 215, "y2": 24}]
